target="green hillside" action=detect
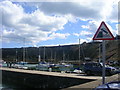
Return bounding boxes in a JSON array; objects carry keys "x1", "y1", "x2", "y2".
[{"x1": 2, "y1": 36, "x2": 120, "y2": 64}]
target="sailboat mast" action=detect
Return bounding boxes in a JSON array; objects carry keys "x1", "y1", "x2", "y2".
[
  {"x1": 63, "y1": 50, "x2": 65, "y2": 63},
  {"x1": 54, "y1": 51, "x2": 56, "y2": 63},
  {"x1": 23, "y1": 38, "x2": 25, "y2": 62},
  {"x1": 16, "y1": 48, "x2": 18, "y2": 62},
  {"x1": 99, "y1": 44, "x2": 101, "y2": 63},
  {"x1": 44, "y1": 46, "x2": 45, "y2": 61},
  {"x1": 79, "y1": 39, "x2": 80, "y2": 65},
  {"x1": 38, "y1": 47, "x2": 41, "y2": 62},
  {"x1": 51, "y1": 48, "x2": 52, "y2": 62}
]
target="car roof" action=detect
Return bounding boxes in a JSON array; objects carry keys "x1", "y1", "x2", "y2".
[{"x1": 84, "y1": 62, "x2": 98, "y2": 64}]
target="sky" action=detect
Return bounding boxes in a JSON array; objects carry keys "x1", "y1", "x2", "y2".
[{"x1": 0, "y1": 0, "x2": 119, "y2": 48}]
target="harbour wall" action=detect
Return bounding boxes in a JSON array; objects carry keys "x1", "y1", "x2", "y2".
[
  {"x1": 63, "y1": 74, "x2": 119, "y2": 89},
  {"x1": 1, "y1": 68, "x2": 95, "y2": 89}
]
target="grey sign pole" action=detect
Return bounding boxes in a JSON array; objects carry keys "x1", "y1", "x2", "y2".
[
  {"x1": 93, "y1": 21, "x2": 114, "y2": 85},
  {"x1": 102, "y1": 40, "x2": 106, "y2": 84}
]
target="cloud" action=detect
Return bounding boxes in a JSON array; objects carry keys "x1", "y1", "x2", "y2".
[
  {"x1": 73, "y1": 19, "x2": 118, "y2": 40},
  {"x1": 81, "y1": 21, "x2": 99, "y2": 31},
  {"x1": 73, "y1": 30, "x2": 92, "y2": 37},
  {"x1": 74, "y1": 20, "x2": 99, "y2": 38},
  {"x1": 1, "y1": 1, "x2": 69, "y2": 46},
  {"x1": 80, "y1": 31, "x2": 92, "y2": 36},
  {"x1": 20, "y1": 10, "x2": 68, "y2": 31},
  {"x1": 81, "y1": 25, "x2": 89, "y2": 29},
  {"x1": 48, "y1": 33, "x2": 70, "y2": 40},
  {"x1": 36, "y1": 2, "x2": 102, "y2": 20},
  {"x1": 33, "y1": 0, "x2": 118, "y2": 22},
  {"x1": 80, "y1": 38, "x2": 92, "y2": 43},
  {"x1": 73, "y1": 33, "x2": 79, "y2": 37},
  {"x1": 1, "y1": 1, "x2": 24, "y2": 28},
  {"x1": 107, "y1": 0, "x2": 119, "y2": 23},
  {"x1": 0, "y1": 0, "x2": 118, "y2": 47}
]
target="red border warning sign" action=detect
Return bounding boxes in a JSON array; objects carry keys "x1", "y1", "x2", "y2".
[{"x1": 93, "y1": 21, "x2": 114, "y2": 40}]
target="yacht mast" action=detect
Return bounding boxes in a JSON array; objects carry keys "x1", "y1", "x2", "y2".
[
  {"x1": 54, "y1": 51, "x2": 56, "y2": 63},
  {"x1": 99, "y1": 44, "x2": 101, "y2": 63},
  {"x1": 38, "y1": 47, "x2": 41, "y2": 62},
  {"x1": 63, "y1": 51, "x2": 65, "y2": 63},
  {"x1": 79, "y1": 39, "x2": 81, "y2": 65},
  {"x1": 51, "y1": 48, "x2": 52, "y2": 62},
  {"x1": 44, "y1": 46, "x2": 46, "y2": 61},
  {"x1": 23, "y1": 38, "x2": 25, "y2": 62},
  {"x1": 16, "y1": 48, "x2": 18, "y2": 62}
]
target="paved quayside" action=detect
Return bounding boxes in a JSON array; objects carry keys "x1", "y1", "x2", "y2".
[
  {"x1": 63, "y1": 74, "x2": 119, "y2": 89},
  {"x1": 0, "y1": 67, "x2": 102, "y2": 80}
]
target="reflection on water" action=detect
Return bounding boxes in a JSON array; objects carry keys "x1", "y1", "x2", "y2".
[
  {"x1": 2, "y1": 70, "x2": 93, "y2": 89},
  {"x1": 1, "y1": 63, "x2": 88, "y2": 89},
  {"x1": 0, "y1": 84, "x2": 3, "y2": 90},
  {"x1": 1, "y1": 83, "x2": 15, "y2": 90}
]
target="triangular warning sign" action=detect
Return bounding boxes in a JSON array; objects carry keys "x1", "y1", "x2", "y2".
[{"x1": 93, "y1": 21, "x2": 114, "y2": 40}]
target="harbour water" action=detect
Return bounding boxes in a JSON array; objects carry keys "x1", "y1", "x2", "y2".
[
  {"x1": 0, "y1": 84, "x2": 12, "y2": 90},
  {"x1": 0, "y1": 63, "x2": 100, "y2": 89},
  {"x1": 0, "y1": 83, "x2": 29, "y2": 90},
  {"x1": 0, "y1": 84, "x2": 3, "y2": 90},
  {"x1": 1, "y1": 67, "x2": 95, "y2": 89}
]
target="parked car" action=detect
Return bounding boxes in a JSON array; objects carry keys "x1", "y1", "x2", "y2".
[
  {"x1": 82, "y1": 62, "x2": 118, "y2": 75},
  {"x1": 94, "y1": 81, "x2": 120, "y2": 90}
]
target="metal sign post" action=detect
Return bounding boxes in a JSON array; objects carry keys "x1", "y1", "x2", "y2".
[
  {"x1": 93, "y1": 21, "x2": 114, "y2": 85},
  {"x1": 102, "y1": 40, "x2": 105, "y2": 84}
]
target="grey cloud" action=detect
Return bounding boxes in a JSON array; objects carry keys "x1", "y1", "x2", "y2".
[
  {"x1": 108, "y1": 4, "x2": 118, "y2": 22},
  {"x1": 1, "y1": 1, "x2": 69, "y2": 45},
  {"x1": 37, "y1": 2, "x2": 101, "y2": 19}
]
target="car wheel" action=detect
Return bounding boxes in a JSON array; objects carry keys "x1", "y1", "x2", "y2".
[{"x1": 106, "y1": 71, "x2": 111, "y2": 76}]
